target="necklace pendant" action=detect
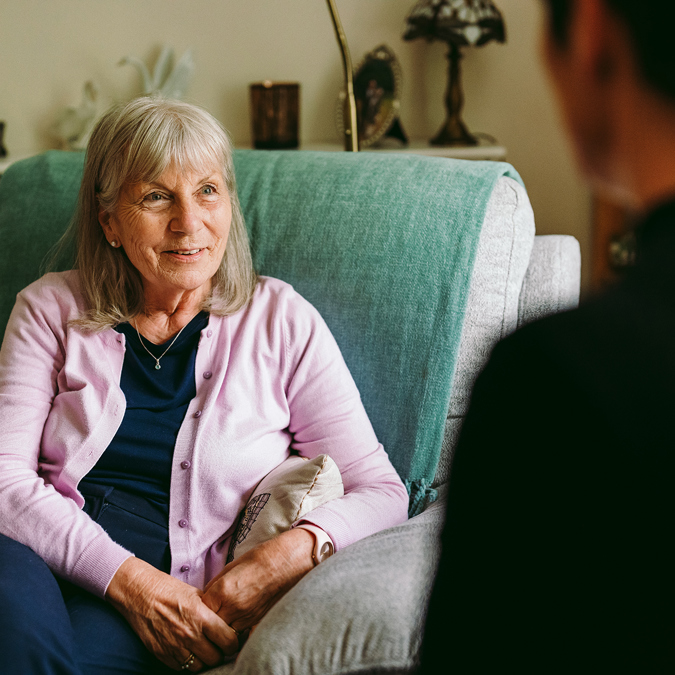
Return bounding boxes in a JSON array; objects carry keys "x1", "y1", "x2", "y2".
[{"x1": 133, "y1": 319, "x2": 187, "y2": 374}]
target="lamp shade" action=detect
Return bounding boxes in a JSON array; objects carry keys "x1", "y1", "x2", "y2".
[{"x1": 404, "y1": 0, "x2": 505, "y2": 47}]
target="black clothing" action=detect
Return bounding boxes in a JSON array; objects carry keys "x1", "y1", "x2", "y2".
[
  {"x1": 84, "y1": 312, "x2": 209, "y2": 503},
  {"x1": 421, "y1": 201, "x2": 675, "y2": 672}
]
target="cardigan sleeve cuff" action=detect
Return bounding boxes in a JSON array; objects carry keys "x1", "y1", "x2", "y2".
[{"x1": 69, "y1": 532, "x2": 134, "y2": 599}]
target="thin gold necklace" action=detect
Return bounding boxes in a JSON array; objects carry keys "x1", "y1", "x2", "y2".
[{"x1": 133, "y1": 320, "x2": 188, "y2": 371}]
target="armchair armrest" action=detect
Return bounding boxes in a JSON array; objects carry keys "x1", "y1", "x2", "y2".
[
  {"x1": 211, "y1": 497, "x2": 446, "y2": 675},
  {"x1": 518, "y1": 235, "x2": 581, "y2": 328}
]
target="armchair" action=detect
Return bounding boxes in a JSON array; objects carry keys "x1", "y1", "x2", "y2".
[{"x1": 0, "y1": 149, "x2": 580, "y2": 674}]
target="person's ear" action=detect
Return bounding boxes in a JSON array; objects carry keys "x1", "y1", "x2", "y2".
[
  {"x1": 98, "y1": 205, "x2": 118, "y2": 243},
  {"x1": 573, "y1": 0, "x2": 618, "y2": 86}
]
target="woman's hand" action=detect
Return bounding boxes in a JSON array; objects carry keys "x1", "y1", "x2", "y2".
[
  {"x1": 106, "y1": 557, "x2": 239, "y2": 671},
  {"x1": 201, "y1": 528, "x2": 315, "y2": 633}
]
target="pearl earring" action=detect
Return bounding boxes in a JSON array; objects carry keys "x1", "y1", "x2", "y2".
[{"x1": 110, "y1": 240, "x2": 118, "y2": 248}]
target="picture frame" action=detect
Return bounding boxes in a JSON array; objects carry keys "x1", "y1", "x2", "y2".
[{"x1": 337, "y1": 44, "x2": 407, "y2": 148}]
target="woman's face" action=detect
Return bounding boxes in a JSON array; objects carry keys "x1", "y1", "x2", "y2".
[{"x1": 99, "y1": 162, "x2": 232, "y2": 306}]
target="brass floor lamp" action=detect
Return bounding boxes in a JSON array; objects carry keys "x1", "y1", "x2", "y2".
[{"x1": 326, "y1": 0, "x2": 359, "y2": 152}]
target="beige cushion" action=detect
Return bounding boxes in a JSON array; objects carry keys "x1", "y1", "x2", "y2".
[{"x1": 227, "y1": 454, "x2": 344, "y2": 562}]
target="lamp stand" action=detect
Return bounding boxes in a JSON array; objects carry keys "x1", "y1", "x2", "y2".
[
  {"x1": 431, "y1": 43, "x2": 477, "y2": 147},
  {"x1": 326, "y1": 0, "x2": 359, "y2": 151}
]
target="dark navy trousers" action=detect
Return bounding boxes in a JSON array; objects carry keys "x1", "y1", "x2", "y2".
[{"x1": 0, "y1": 484, "x2": 174, "y2": 674}]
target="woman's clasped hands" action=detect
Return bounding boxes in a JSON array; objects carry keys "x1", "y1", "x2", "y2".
[{"x1": 106, "y1": 528, "x2": 315, "y2": 672}]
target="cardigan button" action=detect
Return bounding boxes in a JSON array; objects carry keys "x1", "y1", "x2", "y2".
[
  {"x1": 203, "y1": 371, "x2": 212, "y2": 380},
  {"x1": 178, "y1": 519, "x2": 188, "y2": 528},
  {"x1": 181, "y1": 460, "x2": 191, "y2": 470},
  {"x1": 180, "y1": 564, "x2": 191, "y2": 573},
  {"x1": 207, "y1": 329, "x2": 213, "y2": 338},
  {"x1": 193, "y1": 410, "x2": 202, "y2": 418}
]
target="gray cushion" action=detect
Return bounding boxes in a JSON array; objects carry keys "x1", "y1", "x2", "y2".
[{"x1": 209, "y1": 494, "x2": 446, "y2": 675}]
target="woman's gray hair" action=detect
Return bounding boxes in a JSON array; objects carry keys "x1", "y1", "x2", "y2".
[{"x1": 72, "y1": 96, "x2": 257, "y2": 331}]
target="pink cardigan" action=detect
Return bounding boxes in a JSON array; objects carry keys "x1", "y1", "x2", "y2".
[{"x1": 0, "y1": 272, "x2": 408, "y2": 598}]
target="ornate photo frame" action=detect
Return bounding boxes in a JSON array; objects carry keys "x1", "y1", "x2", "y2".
[{"x1": 337, "y1": 44, "x2": 406, "y2": 148}]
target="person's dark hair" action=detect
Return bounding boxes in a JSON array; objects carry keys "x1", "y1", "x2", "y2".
[{"x1": 542, "y1": 0, "x2": 675, "y2": 101}]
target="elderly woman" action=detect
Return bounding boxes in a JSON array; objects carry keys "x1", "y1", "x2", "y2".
[{"x1": 0, "y1": 97, "x2": 408, "y2": 674}]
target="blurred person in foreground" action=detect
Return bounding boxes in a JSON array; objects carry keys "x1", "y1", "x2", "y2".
[{"x1": 421, "y1": 0, "x2": 675, "y2": 671}]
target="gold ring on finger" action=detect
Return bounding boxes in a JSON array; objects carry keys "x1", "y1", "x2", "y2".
[{"x1": 181, "y1": 652, "x2": 196, "y2": 670}]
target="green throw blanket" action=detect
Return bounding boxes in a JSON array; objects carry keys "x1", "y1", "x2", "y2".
[
  {"x1": 0, "y1": 149, "x2": 523, "y2": 515},
  {"x1": 233, "y1": 150, "x2": 523, "y2": 514}
]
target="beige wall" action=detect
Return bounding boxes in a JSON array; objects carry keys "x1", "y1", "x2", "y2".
[{"x1": 0, "y1": 0, "x2": 591, "y2": 288}]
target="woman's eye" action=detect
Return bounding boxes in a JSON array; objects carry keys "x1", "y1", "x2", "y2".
[
  {"x1": 144, "y1": 192, "x2": 166, "y2": 203},
  {"x1": 201, "y1": 185, "x2": 214, "y2": 195}
]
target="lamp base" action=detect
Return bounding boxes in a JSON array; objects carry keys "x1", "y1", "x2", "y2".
[
  {"x1": 430, "y1": 118, "x2": 478, "y2": 147},
  {"x1": 430, "y1": 42, "x2": 478, "y2": 147}
]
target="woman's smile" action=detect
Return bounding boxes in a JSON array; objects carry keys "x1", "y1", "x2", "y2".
[{"x1": 164, "y1": 247, "x2": 206, "y2": 261}]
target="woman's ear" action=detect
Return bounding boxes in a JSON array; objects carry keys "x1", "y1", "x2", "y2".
[{"x1": 98, "y1": 204, "x2": 116, "y2": 240}]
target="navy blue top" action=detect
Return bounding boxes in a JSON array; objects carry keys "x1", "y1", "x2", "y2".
[{"x1": 82, "y1": 312, "x2": 209, "y2": 503}]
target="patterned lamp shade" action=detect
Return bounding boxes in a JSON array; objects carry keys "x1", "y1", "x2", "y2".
[{"x1": 404, "y1": 0, "x2": 505, "y2": 48}]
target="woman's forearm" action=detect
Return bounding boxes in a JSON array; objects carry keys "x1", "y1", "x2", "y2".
[
  {"x1": 105, "y1": 556, "x2": 158, "y2": 608},
  {"x1": 202, "y1": 528, "x2": 315, "y2": 631},
  {"x1": 295, "y1": 450, "x2": 410, "y2": 551}
]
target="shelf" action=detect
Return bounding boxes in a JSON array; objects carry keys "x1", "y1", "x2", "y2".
[
  {"x1": 0, "y1": 143, "x2": 507, "y2": 179},
  {"x1": 300, "y1": 141, "x2": 507, "y2": 161}
]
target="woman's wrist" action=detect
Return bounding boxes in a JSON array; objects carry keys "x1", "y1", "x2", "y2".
[
  {"x1": 105, "y1": 556, "x2": 158, "y2": 611},
  {"x1": 294, "y1": 523, "x2": 335, "y2": 565},
  {"x1": 276, "y1": 528, "x2": 316, "y2": 578}
]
